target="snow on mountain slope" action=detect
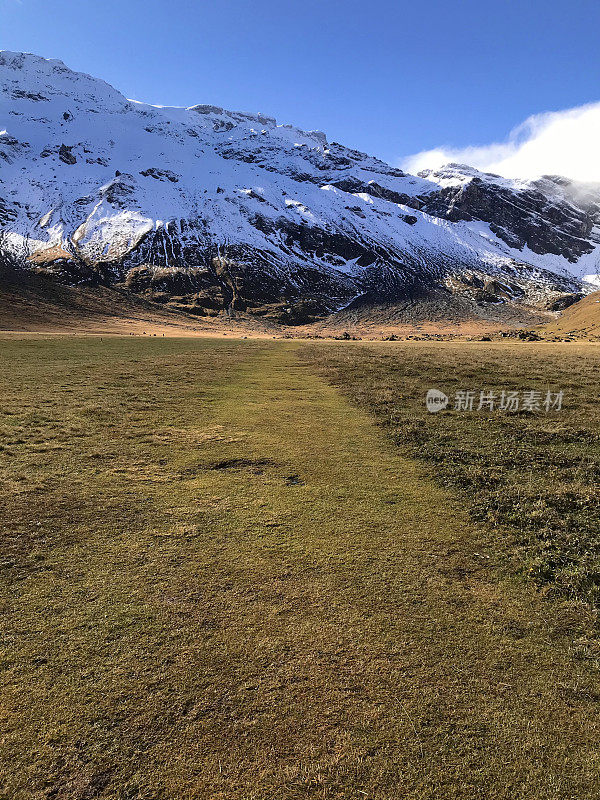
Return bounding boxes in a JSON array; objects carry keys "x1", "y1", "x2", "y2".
[{"x1": 1, "y1": 50, "x2": 599, "y2": 321}]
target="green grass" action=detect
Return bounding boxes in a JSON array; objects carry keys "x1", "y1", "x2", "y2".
[{"x1": 2, "y1": 337, "x2": 600, "y2": 799}]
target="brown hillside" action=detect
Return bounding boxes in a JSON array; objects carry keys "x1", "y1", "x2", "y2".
[
  {"x1": 541, "y1": 290, "x2": 600, "y2": 338},
  {"x1": 0, "y1": 266, "x2": 275, "y2": 337}
]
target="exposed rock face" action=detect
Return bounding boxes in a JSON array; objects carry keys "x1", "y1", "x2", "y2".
[
  {"x1": 545, "y1": 293, "x2": 584, "y2": 311},
  {"x1": 1, "y1": 50, "x2": 599, "y2": 322},
  {"x1": 58, "y1": 144, "x2": 76, "y2": 165},
  {"x1": 417, "y1": 166, "x2": 600, "y2": 262}
]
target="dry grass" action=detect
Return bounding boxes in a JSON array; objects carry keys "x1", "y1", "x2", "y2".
[
  {"x1": 539, "y1": 291, "x2": 600, "y2": 339},
  {"x1": 2, "y1": 337, "x2": 600, "y2": 798},
  {"x1": 305, "y1": 340, "x2": 600, "y2": 605}
]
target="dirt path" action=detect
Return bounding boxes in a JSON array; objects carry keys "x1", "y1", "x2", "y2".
[{"x1": 2, "y1": 338, "x2": 600, "y2": 799}]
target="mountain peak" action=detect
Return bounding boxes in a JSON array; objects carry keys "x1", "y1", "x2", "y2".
[{"x1": 1, "y1": 52, "x2": 599, "y2": 324}]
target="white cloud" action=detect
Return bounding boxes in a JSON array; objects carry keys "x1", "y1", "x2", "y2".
[{"x1": 402, "y1": 102, "x2": 600, "y2": 183}]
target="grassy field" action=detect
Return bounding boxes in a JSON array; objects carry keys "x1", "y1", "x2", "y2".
[
  {"x1": 306, "y1": 341, "x2": 600, "y2": 607},
  {"x1": 2, "y1": 337, "x2": 600, "y2": 799}
]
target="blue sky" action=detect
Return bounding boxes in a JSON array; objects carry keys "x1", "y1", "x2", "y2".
[{"x1": 2, "y1": 0, "x2": 600, "y2": 167}]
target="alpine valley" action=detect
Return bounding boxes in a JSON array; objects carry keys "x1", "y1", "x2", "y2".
[{"x1": 2, "y1": 50, "x2": 600, "y2": 327}]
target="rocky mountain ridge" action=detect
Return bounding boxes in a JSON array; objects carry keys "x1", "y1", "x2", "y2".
[{"x1": 1, "y1": 50, "x2": 599, "y2": 324}]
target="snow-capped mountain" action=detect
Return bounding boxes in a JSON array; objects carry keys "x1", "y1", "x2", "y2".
[{"x1": 1, "y1": 50, "x2": 599, "y2": 322}]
